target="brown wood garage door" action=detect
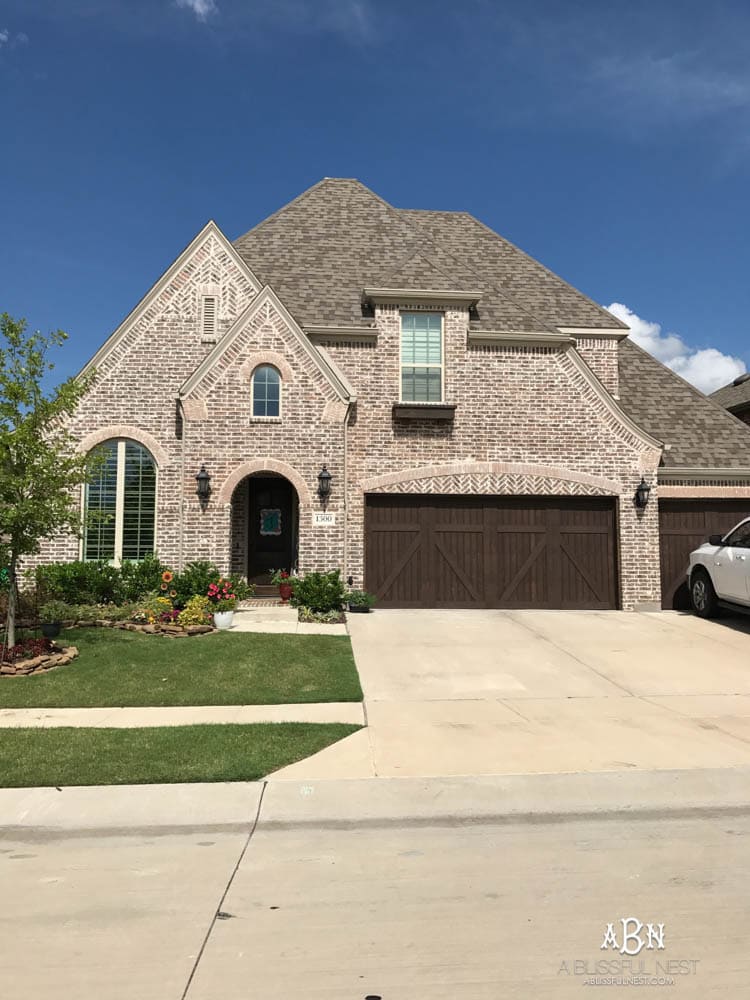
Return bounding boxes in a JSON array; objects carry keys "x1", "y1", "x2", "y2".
[
  {"x1": 659, "y1": 499, "x2": 750, "y2": 609},
  {"x1": 365, "y1": 495, "x2": 618, "y2": 610}
]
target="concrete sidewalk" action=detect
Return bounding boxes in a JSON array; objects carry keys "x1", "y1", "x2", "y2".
[
  {"x1": 0, "y1": 702, "x2": 365, "y2": 728},
  {"x1": 230, "y1": 606, "x2": 347, "y2": 635}
]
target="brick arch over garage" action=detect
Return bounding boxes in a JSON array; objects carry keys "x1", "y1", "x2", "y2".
[
  {"x1": 218, "y1": 458, "x2": 312, "y2": 506},
  {"x1": 361, "y1": 461, "x2": 622, "y2": 496},
  {"x1": 77, "y1": 425, "x2": 171, "y2": 469}
]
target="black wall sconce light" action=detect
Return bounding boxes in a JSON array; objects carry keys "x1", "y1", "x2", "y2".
[
  {"x1": 195, "y1": 464, "x2": 212, "y2": 510},
  {"x1": 634, "y1": 477, "x2": 651, "y2": 509},
  {"x1": 317, "y1": 464, "x2": 332, "y2": 506}
]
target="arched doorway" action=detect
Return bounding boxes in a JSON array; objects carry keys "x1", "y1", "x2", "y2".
[{"x1": 230, "y1": 472, "x2": 300, "y2": 583}]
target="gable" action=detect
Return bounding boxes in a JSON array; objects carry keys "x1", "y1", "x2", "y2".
[
  {"x1": 81, "y1": 221, "x2": 261, "y2": 381},
  {"x1": 180, "y1": 286, "x2": 352, "y2": 404}
]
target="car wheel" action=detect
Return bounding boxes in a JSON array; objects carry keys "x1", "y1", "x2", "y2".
[{"x1": 691, "y1": 569, "x2": 718, "y2": 619}]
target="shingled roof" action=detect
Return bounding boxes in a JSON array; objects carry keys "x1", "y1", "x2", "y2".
[
  {"x1": 710, "y1": 373, "x2": 750, "y2": 413},
  {"x1": 233, "y1": 178, "x2": 623, "y2": 333},
  {"x1": 234, "y1": 177, "x2": 750, "y2": 473},
  {"x1": 618, "y1": 339, "x2": 750, "y2": 468}
]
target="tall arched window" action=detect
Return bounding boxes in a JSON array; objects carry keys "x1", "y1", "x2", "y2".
[
  {"x1": 84, "y1": 439, "x2": 156, "y2": 562},
  {"x1": 252, "y1": 365, "x2": 281, "y2": 417}
]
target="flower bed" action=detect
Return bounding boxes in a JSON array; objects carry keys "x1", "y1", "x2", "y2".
[{"x1": 1, "y1": 639, "x2": 79, "y2": 677}]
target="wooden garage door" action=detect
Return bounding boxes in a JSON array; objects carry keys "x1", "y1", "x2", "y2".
[
  {"x1": 659, "y1": 499, "x2": 750, "y2": 609},
  {"x1": 365, "y1": 496, "x2": 618, "y2": 610}
]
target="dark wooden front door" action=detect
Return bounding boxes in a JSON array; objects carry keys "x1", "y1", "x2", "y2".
[
  {"x1": 248, "y1": 477, "x2": 296, "y2": 581},
  {"x1": 659, "y1": 499, "x2": 750, "y2": 609},
  {"x1": 365, "y1": 495, "x2": 618, "y2": 609}
]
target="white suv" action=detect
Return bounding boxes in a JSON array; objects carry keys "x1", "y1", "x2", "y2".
[{"x1": 688, "y1": 517, "x2": 750, "y2": 617}]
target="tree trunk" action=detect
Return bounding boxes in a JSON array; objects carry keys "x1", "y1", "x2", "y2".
[{"x1": 5, "y1": 552, "x2": 17, "y2": 651}]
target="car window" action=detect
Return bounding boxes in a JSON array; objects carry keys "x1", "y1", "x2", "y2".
[{"x1": 724, "y1": 523, "x2": 750, "y2": 548}]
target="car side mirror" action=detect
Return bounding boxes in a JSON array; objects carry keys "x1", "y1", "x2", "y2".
[{"x1": 708, "y1": 534, "x2": 725, "y2": 546}]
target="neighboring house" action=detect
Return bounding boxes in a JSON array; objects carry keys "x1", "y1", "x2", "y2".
[
  {"x1": 711, "y1": 373, "x2": 750, "y2": 428},
  {"x1": 34, "y1": 178, "x2": 750, "y2": 610}
]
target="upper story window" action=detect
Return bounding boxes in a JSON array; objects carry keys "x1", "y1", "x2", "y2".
[
  {"x1": 84, "y1": 439, "x2": 156, "y2": 562},
  {"x1": 400, "y1": 312, "x2": 443, "y2": 402},
  {"x1": 252, "y1": 365, "x2": 281, "y2": 417}
]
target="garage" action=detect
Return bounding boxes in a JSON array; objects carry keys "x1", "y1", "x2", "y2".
[
  {"x1": 365, "y1": 495, "x2": 618, "y2": 609},
  {"x1": 659, "y1": 499, "x2": 750, "y2": 609}
]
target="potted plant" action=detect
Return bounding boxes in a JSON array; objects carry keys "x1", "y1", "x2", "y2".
[
  {"x1": 346, "y1": 589, "x2": 376, "y2": 614},
  {"x1": 39, "y1": 599, "x2": 70, "y2": 638},
  {"x1": 207, "y1": 578, "x2": 237, "y2": 629},
  {"x1": 271, "y1": 569, "x2": 295, "y2": 603}
]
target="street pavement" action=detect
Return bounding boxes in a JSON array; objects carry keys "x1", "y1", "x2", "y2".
[{"x1": 1, "y1": 770, "x2": 748, "y2": 999}]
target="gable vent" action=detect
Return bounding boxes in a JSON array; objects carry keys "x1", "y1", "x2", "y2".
[{"x1": 201, "y1": 296, "x2": 217, "y2": 342}]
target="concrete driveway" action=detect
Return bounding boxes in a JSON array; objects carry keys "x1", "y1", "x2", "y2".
[{"x1": 272, "y1": 610, "x2": 750, "y2": 779}]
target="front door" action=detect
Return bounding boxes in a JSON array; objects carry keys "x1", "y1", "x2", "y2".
[{"x1": 248, "y1": 477, "x2": 296, "y2": 582}]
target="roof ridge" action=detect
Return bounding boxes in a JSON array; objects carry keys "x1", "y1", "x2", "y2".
[
  {"x1": 233, "y1": 177, "x2": 347, "y2": 243},
  {"x1": 381, "y1": 248, "x2": 455, "y2": 286},
  {"x1": 452, "y1": 211, "x2": 629, "y2": 331}
]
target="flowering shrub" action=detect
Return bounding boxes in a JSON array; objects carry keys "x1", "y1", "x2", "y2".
[
  {"x1": 177, "y1": 595, "x2": 213, "y2": 626},
  {"x1": 206, "y1": 578, "x2": 237, "y2": 613},
  {"x1": 2, "y1": 636, "x2": 52, "y2": 664}
]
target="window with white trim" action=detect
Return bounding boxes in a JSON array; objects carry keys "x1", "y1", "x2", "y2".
[
  {"x1": 252, "y1": 365, "x2": 281, "y2": 417},
  {"x1": 400, "y1": 312, "x2": 443, "y2": 402},
  {"x1": 84, "y1": 440, "x2": 156, "y2": 562}
]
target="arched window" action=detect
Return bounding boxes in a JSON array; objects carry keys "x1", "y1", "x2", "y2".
[
  {"x1": 84, "y1": 439, "x2": 156, "y2": 562},
  {"x1": 252, "y1": 365, "x2": 281, "y2": 417}
]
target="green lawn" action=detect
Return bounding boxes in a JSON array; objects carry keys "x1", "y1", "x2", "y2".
[
  {"x1": 0, "y1": 628, "x2": 363, "y2": 708},
  {"x1": 0, "y1": 723, "x2": 361, "y2": 787}
]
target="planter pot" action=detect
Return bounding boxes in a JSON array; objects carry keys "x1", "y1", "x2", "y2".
[
  {"x1": 347, "y1": 604, "x2": 371, "y2": 614},
  {"x1": 279, "y1": 583, "x2": 294, "y2": 603},
  {"x1": 213, "y1": 611, "x2": 235, "y2": 630},
  {"x1": 41, "y1": 622, "x2": 62, "y2": 638}
]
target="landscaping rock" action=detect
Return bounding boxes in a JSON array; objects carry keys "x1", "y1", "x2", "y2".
[{"x1": 185, "y1": 625, "x2": 213, "y2": 635}]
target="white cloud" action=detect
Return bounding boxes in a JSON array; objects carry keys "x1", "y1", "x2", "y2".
[
  {"x1": 606, "y1": 302, "x2": 746, "y2": 395},
  {"x1": 175, "y1": 0, "x2": 218, "y2": 22},
  {"x1": 0, "y1": 28, "x2": 9, "y2": 45}
]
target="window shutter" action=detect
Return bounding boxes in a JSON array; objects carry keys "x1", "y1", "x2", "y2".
[{"x1": 202, "y1": 296, "x2": 217, "y2": 341}]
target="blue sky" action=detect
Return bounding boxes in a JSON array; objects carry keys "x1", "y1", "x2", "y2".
[{"x1": 2, "y1": 0, "x2": 749, "y2": 392}]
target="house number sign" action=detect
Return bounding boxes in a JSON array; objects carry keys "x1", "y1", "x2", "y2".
[{"x1": 312, "y1": 512, "x2": 336, "y2": 527}]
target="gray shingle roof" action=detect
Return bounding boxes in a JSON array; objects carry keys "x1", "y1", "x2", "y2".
[
  {"x1": 618, "y1": 339, "x2": 750, "y2": 468},
  {"x1": 233, "y1": 178, "x2": 622, "y2": 333},
  {"x1": 710, "y1": 374, "x2": 750, "y2": 412}
]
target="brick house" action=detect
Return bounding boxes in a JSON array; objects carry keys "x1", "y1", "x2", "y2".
[
  {"x1": 37, "y1": 178, "x2": 750, "y2": 610},
  {"x1": 711, "y1": 374, "x2": 750, "y2": 428}
]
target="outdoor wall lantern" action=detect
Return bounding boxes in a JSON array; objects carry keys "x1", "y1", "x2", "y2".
[
  {"x1": 634, "y1": 477, "x2": 651, "y2": 510},
  {"x1": 195, "y1": 464, "x2": 212, "y2": 510},
  {"x1": 317, "y1": 464, "x2": 332, "y2": 506}
]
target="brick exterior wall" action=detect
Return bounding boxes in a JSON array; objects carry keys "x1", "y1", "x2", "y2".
[{"x1": 32, "y1": 227, "x2": 670, "y2": 610}]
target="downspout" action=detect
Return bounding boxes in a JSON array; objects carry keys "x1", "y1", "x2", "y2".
[
  {"x1": 177, "y1": 396, "x2": 186, "y2": 572},
  {"x1": 342, "y1": 400, "x2": 354, "y2": 583}
]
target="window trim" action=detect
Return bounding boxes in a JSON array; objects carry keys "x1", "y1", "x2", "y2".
[
  {"x1": 399, "y1": 311, "x2": 445, "y2": 404},
  {"x1": 250, "y1": 363, "x2": 283, "y2": 420},
  {"x1": 80, "y1": 438, "x2": 158, "y2": 564}
]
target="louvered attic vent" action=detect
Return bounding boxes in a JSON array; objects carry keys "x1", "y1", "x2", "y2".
[{"x1": 201, "y1": 296, "x2": 217, "y2": 342}]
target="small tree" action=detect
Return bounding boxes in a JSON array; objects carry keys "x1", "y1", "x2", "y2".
[{"x1": 0, "y1": 313, "x2": 92, "y2": 650}]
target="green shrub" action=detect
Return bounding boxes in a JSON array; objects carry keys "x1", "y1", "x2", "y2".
[
  {"x1": 39, "y1": 599, "x2": 73, "y2": 623},
  {"x1": 172, "y1": 560, "x2": 219, "y2": 607},
  {"x1": 298, "y1": 606, "x2": 344, "y2": 623},
  {"x1": 346, "y1": 589, "x2": 376, "y2": 609},
  {"x1": 178, "y1": 595, "x2": 213, "y2": 626},
  {"x1": 290, "y1": 570, "x2": 345, "y2": 613},
  {"x1": 120, "y1": 556, "x2": 169, "y2": 601},
  {"x1": 35, "y1": 560, "x2": 123, "y2": 605}
]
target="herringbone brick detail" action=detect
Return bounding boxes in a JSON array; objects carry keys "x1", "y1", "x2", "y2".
[{"x1": 369, "y1": 474, "x2": 610, "y2": 496}]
